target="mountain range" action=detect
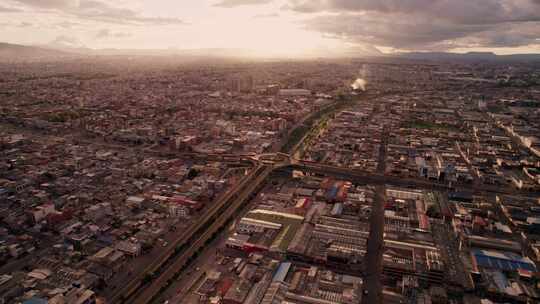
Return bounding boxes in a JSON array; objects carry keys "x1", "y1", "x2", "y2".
[
  {"x1": 395, "y1": 51, "x2": 540, "y2": 62},
  {"x1": 0, "y1": 42, "x2": 72, "y2": 61},
  {"x1": 1, "y1": 42, "x2": 540, "y2": 62}
]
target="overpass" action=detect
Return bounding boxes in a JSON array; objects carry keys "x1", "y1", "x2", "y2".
[{"x1": 284, "y1": 160, "x2": 525, "y2": 196}]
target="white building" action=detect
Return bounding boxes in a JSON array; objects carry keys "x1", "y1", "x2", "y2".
[
  {"x1": 169, "y1": 203, "x2": 189, "y2": 218},
  {"x1": 278, "y1": 89, "x2": 311, "y2": 97},
  {"x1": 236, "y1": 217, "x2": 282, "y2": 234},
  {"x1": 116, "y1": 240, "x2": 141, "y2": 257},
  {"x1": 32, "y1": 203, "x2": 56, "y2": 223},
  {"x1": 126, "y1": 196, "x2": 145, "y2": 208}
]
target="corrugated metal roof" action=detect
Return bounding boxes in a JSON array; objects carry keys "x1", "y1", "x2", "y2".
[
  {"x1": 473, "y1": 249, "x2": 537, "y2": 272},
  {"x1": 331, "y1": 203, "x2": 343, "y2": 216},
  {"x1": 272, "y1": 262, "x2": 291, "y2": 282}
]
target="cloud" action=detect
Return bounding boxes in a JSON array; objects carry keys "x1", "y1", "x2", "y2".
[
  {"x1": 12, "y1": 0, "x2": 186, "y2": 25},
  {"x1": 285, "y1": 0, "x2": 540, "y2": 50},
  {"x1": 75, "y1": 0, "x2": 185, "y2": 25},
  {"x1": 458, "y1": 23, "x2": 540, "y2": 48},
  {"x1": 214, "y1": 0, "x2": 273, "y2": 8},
  {"x1": 95, "y1": 29, "x2": 110, "y2": 39},
  {"x1": 253, "y1": 13, "x2": 279, "y2": 18},
  {"x1": 55, "y1": 21, "x2": 80, "y2": 28},
  {"x1": 49, "y1": 35, "x2": 86, "y2": 48},
  {"x1": 95, "y1": 28, "x2": 132, "y2": 39},
  {"x1": 305, "y1": 13, "x2": 486, "y2": 49},
  {"x1": 13, "y1": 0, "x2": 79, "y2": 9},
  {"x1": 0, "y1": 5, "x2": 23, "y2": 12},
  {"x1": 286, "y1": 0, "x2": 540, "y2": 24}
]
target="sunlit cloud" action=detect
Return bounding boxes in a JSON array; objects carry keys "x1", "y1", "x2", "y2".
[
  {"x1": 0, "y1": 0, "x2": 539, "y2": 55},
  {"x1": 284, "y1": 0, "x2": 540, "y2": 51},
  {"x1": 12, "y1": 0, "x2": 187, "y2": 25},
  {"x1": 213, "y1": 0, "x2": 273, "y2": 8}
]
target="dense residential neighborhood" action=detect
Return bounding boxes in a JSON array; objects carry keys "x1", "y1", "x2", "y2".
[{"x1": 0, "y1": 55, "x2": 539, "y2": 304}]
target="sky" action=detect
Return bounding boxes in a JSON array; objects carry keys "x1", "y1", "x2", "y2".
[{"x1": 1, "y1": 0, "x2": 540, "y2": 56}]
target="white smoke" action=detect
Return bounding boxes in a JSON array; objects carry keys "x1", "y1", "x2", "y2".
[{"x1": 351, "y1": 78, "x2": 367, "y2": 91}]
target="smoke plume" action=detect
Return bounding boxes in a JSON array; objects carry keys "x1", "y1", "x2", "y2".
[{"x1": 351, "y1": 78, "x2": 367, "y2": 91}]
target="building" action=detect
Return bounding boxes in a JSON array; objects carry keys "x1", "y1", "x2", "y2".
[
  {"x1": 169, "y1": 203, "x2": 189, "y2": 218},
  {"x1": 237, "y1": 218, "x2": 282, "y2": 234},
  {"x1": 278, "y1": 89, "x2": 311, "y2": 97},
  {"x1": 31, "y1": 203, "x2": 56, "y2": 223},
  {"x1": 116, "y1": 240, "x2": 141, "y2": 257}
]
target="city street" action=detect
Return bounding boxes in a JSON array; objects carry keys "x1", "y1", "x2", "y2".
[{"x1": 362, "y1": 184, "x2": 386, "y2": 304}]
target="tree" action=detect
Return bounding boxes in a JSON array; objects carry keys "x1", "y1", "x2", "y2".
[
  {"x1": 426, "y1": 204, "x2": 441, "y2": 219},
  {"x1": 142, "y1": 272, "x2": 154, "y2": 284}
]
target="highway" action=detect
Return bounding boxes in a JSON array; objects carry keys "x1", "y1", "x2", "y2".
[
  {"x1": 182, "y1": 152, "x2": 527, "y2": 196},
  {"x1": 363, "y1": 184, "x2": 386, "y2": 304},
  {"x1": 362, "y1": 126, "x2": 388, "y2": 304},
  {"x1": 128, "y1": 166, "x2": 271, "y2": 304},
  {"x1": 175, "y1": 150, "x2": 534, "y2": 196},
  {"x1": 287, "y1": 161, "x2": 529, "y2": 196},
  {"x1": 109, "y1": 165, "x2": 270, "y2": 303}
]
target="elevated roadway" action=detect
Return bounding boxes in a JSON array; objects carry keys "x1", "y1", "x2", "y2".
[
  {"x1": 127, "y1": 166, "x2": 272, "y2": 304},
  {"x1": 110, "y1": 165, "x2": 270, "y2": 303},
  {"x1": 287, "y1": 161, "x2": 525, "y2": 196}
]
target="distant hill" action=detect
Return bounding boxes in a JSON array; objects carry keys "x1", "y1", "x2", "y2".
[
  {"x1": 2, "y1": 42, "x2": 540, "y2": 62},
  {"x1": 395, "y1": 51, "x2": 540, "y2": 62},
  {"x1": 92, "y1": 47, "x2": 257, "y2": 57},
  {"x1": 0, "y1": 43, "x2": 277, "y2": 60},
  {"x1": 0, "y1": 42, "x2": 73, "y2": 61}
]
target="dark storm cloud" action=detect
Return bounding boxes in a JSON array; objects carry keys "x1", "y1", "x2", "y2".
[
  {"x1": 285, "y1": 0, "x2": 540, "y2": 49},
  {"x1": 286, "y1": 0, "x2": 540, "y2": 24},
  {"x1": 466, "y1": 23, "x2": 540, "y2": 48},
  {"x1": 214, "y1": 0, "x2": 273, "y2": 8},
  {"x1": 12, "y1": 0, "x2": 186, "y2": 25},
  {"x1": 305, "y1": 13, "x2": 491, "y2": 49}
]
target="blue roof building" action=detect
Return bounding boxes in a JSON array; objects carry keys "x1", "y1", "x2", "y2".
[
  {"x1": 273, "y1": 261, "x2": 292, "y2": 282},
  {"x1": 472, "y1": 249, "x2": 537, "y2": 272},
  {"x1": 23, "y1": 298, "x2": 48, "y2": 304}
]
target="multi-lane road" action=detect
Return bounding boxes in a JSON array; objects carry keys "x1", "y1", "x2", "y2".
[
  {"x1": 129, "y1": 166, "x2": 271, "y2": 304},
  {"x1": 109, "y1": 165, "x2": 270, "y2": 303},
  {"x1": 362, "y1": 184, "x2": 386, "y2": 304},
  {"x1": 287, "y1": 161, "x2": 528, "y2": 195},
  {"x1": 362, "y1": 125, "x2": 388, "y2": 304}
]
